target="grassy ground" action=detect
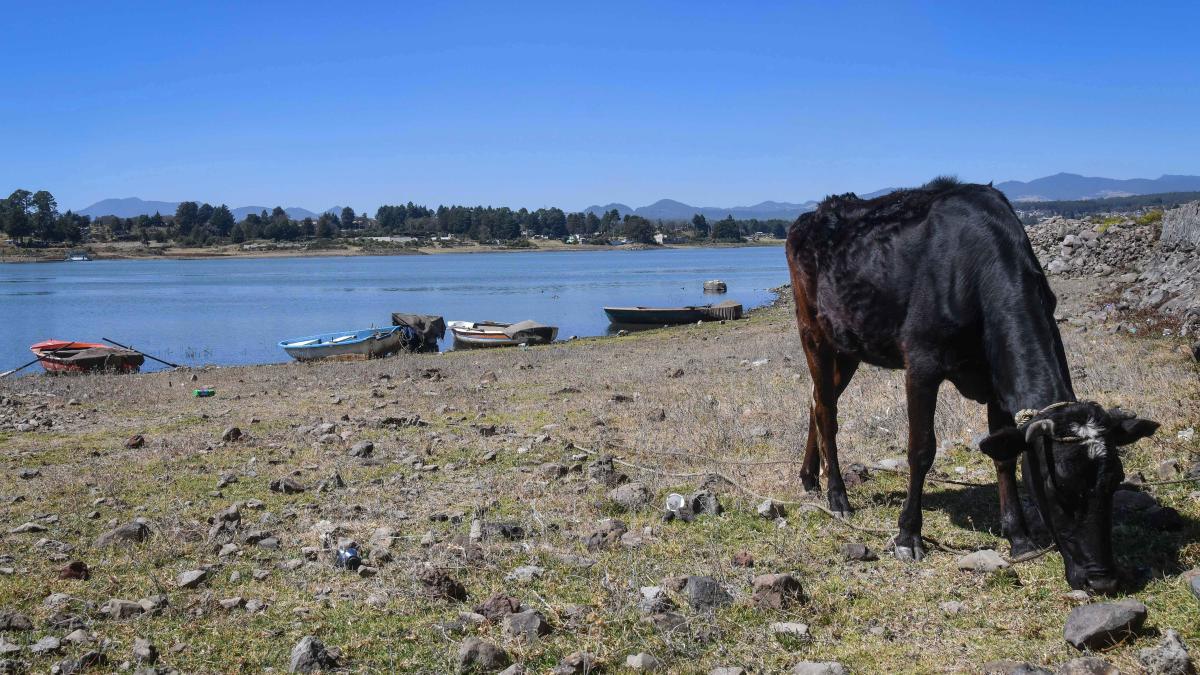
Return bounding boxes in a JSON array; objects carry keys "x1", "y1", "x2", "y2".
[{"x1": 1, "y1": 290, "x2": 1197, "y2": 673}]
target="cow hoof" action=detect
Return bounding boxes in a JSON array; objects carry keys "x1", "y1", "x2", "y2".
[
  {"x1": 829, "y1": 510, "x2": 852, "y2": 520},
  {"x1": 894, "y1": 544, "x2": 925, "y2": 561}
]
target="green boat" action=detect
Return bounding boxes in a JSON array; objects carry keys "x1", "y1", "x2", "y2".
[{"x1": 603, "y1": 300, "x2": 742, "y2": 325}]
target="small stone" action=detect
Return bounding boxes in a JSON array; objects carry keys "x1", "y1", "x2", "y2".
[
  {"x1": 139, "y1": 595, "x2": 168, "y2": 613},
  {"x1": 124, "y1": 434, "x2": 145, "y2": 449},
  {"x1": 756, "y1": 499, "x2": 785, "y2": 519},
  {"x1": 94, "y1": 521, "x2": 150, "y2": 548},
  {"x1": 583, "y1": 518, "x2": 627, "y2": 551},
  {"x1": 100, "y1": 598, "x2": 144, "y2": 619},
  {"x1": 1063, "y1": 599, "x2": 1147, "y2": 650},
  {"x1": 638, "y1": 587, "x2": 675, "y2": 615},
  {"x1": 770, "y1": 622, "x2": 810, "y2": 637},
  {"x1": 1137, "y1": 629, "x2": 1191, "y2": 675},
  {"x1": 552, "y1": 652, "x2": 597, "y2": 675},
  {"x1": 219, "y1": 543, "x2": 239, "y2": 557},
  {"x1": 752, "y1": 573, "x2": 804, "y2": 610},
  {"x1": 176, "y1": 569, "x2": 208, "y2": 589},
  {"x1": 289, "y1": 635, "x2": 340, "y2": 673},
  {"x1": 939, "y1": 600, "x2": 966, "y2": 615},
  {"x1": 625, "y1": 652, "x2": 661, "y2": 671},
  {"x1": 690, "y1": 490, "x2": 723, "y2": 516},
  {"x1": 18, "y1": 468, "x2": 40, "y2": 480},
  {"x1": 684, "y1": 576, "x2": 732, "y2": 610},
  {"x1": 269, "y1": 477, "x2": 305, "y2": 493},
  {"x1": 608, "y1": 482, "x2": 651, "y2": 510},
  {"x1": 62, "y1": 629, "x2": 90, "y2": 645},
  {"x1": 504, "y1": 609, "x2": 552, "y2": 640},
  {"x1": 791, "y1": 662, "x2": 848, "y2": 675},
  {"x1": 132, "y1": 637, "x2": 157, "y2": 664},
  {"x1": 474, "y1": 594, "x2": 522, "y2": 622},
  {"x1": 58, "y1": 561, "x2": 89, "y2": 581},
  {"x1": 219, "y1": 597, "x2": 245, "y2": 610},
  {"x1": 8, "y1": 522, "x2": 46, "y2": 534},
  {"x1": 418, "y1": 568, "x2": 468, "y2": 601},
  {"x1": 29, "y1": 636, "x2": 61, "y2": 654},
  {"x1": 357, "y1": 566, "x2": 377, "y2": 578},
  {"x1": 841, "y1": 542, "x2": 877, "y2": 561},
  {"x1": 710, "y1": 669, "x2": 747, "y2": 675},
  {"x1": 1157, "y1": 459, "x2": 1182, "y2": 480},
  {"x1": 222, "y1": 427, "x2": 242, "y2": 442},
  {"x1": 456, "y1": 637, "x2": 510, "y2": 673},
  {"x1": 506, "y1": 565, "x2": 545, "y2": 583},
  {"x1": 646, "y1": 611, "x2": 687, "y2": 633},
  {"x1": 1063, "y1": 590, "x2": 1091, "y2": 603},
  {"x1": 349, "y1": 441, "x2": 374, "y2": 458},
  {"x1": 957, "y1": 549, "x2": 1009, "y2": 573},
  {"x1": 1057, "y1": 657, "x2": 1119, "y2": 674},
  {"x1": 731, "y1": 551, "x2": 754, "y2": 567}
]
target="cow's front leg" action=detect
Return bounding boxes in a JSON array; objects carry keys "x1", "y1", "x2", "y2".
[
  {"x1": 895, "y1": 367, "x2": 940, "y2": 561},
  {"x1": 987, "y1": 402, "x2": 1037, "y2": 557}
]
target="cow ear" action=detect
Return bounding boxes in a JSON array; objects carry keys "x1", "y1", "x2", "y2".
[
  {"x1": 979, "y1": 426, "x2": 1028, "y2": 462},
  {"x1": 1110, "y1": 418, "x2": 1159, "y2": 446}
]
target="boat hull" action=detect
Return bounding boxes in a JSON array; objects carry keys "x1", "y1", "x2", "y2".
[
  {"x1": 603, "y1": 302, "x2": 743, "y2": 325},
  {"x1": 448, "y1": 321, "x2": 558, "y2": 349},
  {"x1": 280, "y1": 327, "x2": 406, "y2": 361},
  {"x1": 31, "y1": 340, "x2": 144, "y2": 374}
]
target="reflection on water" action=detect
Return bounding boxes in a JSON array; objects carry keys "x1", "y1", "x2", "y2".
[{"x1": 0, "y1": 247, "x2": 788, "y2": 372}]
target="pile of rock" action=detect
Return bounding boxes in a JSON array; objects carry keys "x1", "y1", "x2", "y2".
[{"x1": 1025, "y1": 203, "x2": 1200, "y2": 335}]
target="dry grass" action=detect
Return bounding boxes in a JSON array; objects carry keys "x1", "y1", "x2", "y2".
[{"x1": 1, "y1": 286, "x2": 1198, "y2": 674}]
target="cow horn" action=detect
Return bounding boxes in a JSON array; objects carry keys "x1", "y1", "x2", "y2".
[{"x1": 1024, "y1": 419, "x2": 1054, "y2": 444}]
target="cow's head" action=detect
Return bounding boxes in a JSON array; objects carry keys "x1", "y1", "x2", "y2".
[{"x1": 979, "y1": 402, "x2": 1158, "y2": 593}]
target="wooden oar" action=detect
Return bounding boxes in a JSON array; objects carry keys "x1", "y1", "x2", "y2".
[
  {"x1": 102, "y1": 338, "x2": 182, "y2": 369},
  {"x1": 1, "y1": 341, "x2": 78, "y2": 379},
  {"x1": 0, "y1": 357, "x2": 42, "y2": 379}
]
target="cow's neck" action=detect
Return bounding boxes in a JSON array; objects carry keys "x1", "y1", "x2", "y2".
[{"x1": 985, "y1": 305, "x2": 1076, "y2": 415}]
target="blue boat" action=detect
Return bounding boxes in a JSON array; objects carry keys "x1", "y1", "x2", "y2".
[{"x1": 279, "y1": 326, "x2": 407, "y2": 361}]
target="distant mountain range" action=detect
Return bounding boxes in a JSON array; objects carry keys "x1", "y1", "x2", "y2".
[
  {"x1": 995, "y1": 173, "x2": 1200, "y2": 202},
  {"x1": 78, "y1": 197, "x2": 340, "y2": 221},
  {"x1": 77, "y1": 173, "x2": 1200, "y2": 222}
]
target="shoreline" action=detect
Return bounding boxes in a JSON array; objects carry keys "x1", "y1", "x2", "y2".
[{"x1": 0, "y1": 239, "x2": 784, "y2": 264}]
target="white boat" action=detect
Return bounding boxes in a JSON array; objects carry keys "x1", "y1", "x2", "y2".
[
  {"x1": 448, "y1": 320, "x2": 558, "y2": 349},
  {"x1": 279, "y1": 326, "x2": 407, "y2": 361}
]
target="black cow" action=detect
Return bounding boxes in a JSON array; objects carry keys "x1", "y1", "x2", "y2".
[{"x1": 785, "y1": 177, "x2": 1158, "y2": 592}]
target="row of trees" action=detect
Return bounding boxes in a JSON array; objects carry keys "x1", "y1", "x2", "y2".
[
  {"x1": 2, "y1": 188, "x2": 789, "y2": 247},
  {"x1": 1, "y1": 190, "x2": 88, "y2": 244}
]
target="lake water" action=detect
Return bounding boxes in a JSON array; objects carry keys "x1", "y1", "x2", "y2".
[{"x1": 0, "y1": 246, "x2": 790, "y2": 373}]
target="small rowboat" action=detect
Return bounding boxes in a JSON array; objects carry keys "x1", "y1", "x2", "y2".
[
  {"x1": 279, "y1": 326, "x2": 406, "y2": 361},
  {"x1": 31, "y1": 340, "x2": 144, "y2": 374},
  {"x1": 603, "y1": 300, "x2": 743, "y2": 325},
  {"x1": 703, "y1": 279, "x2": 727, "y2": 293},
  {"x1": 448, "y1": 320, "x2": 558, "y2": 349}
]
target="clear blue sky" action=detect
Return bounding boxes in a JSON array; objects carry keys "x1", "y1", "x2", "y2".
[{"x1": 3, "y1": 1, "x2": 1198, "y2": 214}]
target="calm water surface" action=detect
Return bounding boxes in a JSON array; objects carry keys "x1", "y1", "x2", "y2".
[{"x1": 0, "y1": 247, "x2": 789, "y2": 372}]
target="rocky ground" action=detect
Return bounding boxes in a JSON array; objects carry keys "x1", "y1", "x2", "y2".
[
  {"x1": 1, "y1": 222, "x2": 1199, "y2": 673},
  {"x1": 1026, "y1": 202, "x2": 1200, "y2": 339}
]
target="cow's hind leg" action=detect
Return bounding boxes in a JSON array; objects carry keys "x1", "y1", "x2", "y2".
[
  {"x1": 896, "y1": 366, "x2": 940, "y2": 561},
  {"x1": 799, "y1": 355, "x2": 859, "y2": 493},
  {"x1": 803, "y1": 349, "x2": 860, "y2": 516},
  {"x1": 988, "y1": 401, "x2": 1038, "y2": 557}
]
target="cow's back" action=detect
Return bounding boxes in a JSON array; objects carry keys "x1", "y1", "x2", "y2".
[{"x1": 787, "y1": 182, "x2": 1041, "y2": 370}]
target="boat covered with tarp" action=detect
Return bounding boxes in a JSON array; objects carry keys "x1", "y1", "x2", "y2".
[
  {"x1": 31, "y1": 340, "x2": 144, "y2": 374},
  {"x1": 603, "y1": 300, "x2": 743, "y2": 325},
  {"x1": 390, "y1": 313, "x2": 447, "y2": 353},
  {"x1": 448, "y1": 320, "x2": 558, "y2": 348}
]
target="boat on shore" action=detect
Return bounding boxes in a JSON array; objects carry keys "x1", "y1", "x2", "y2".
[
  {"x1": 448, "y1": 320, "x2": 558, "y2": 348},
  {"x1": 31, "y1": 340, "x2": 144, "y2": 374},
  {"x1": 65, "y1": 250, "x2": 91, "y2": 262},
  {"x1": 603, "y1": 300, "x2": 743, "y2": 325},
  {"x1": 279, "y1": 326, "x2": 406, "y2": 361}
]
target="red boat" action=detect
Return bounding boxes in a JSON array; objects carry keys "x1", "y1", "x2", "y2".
[{"x1": 30, "y1": 340, "x2": 145, "y2": 374}]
